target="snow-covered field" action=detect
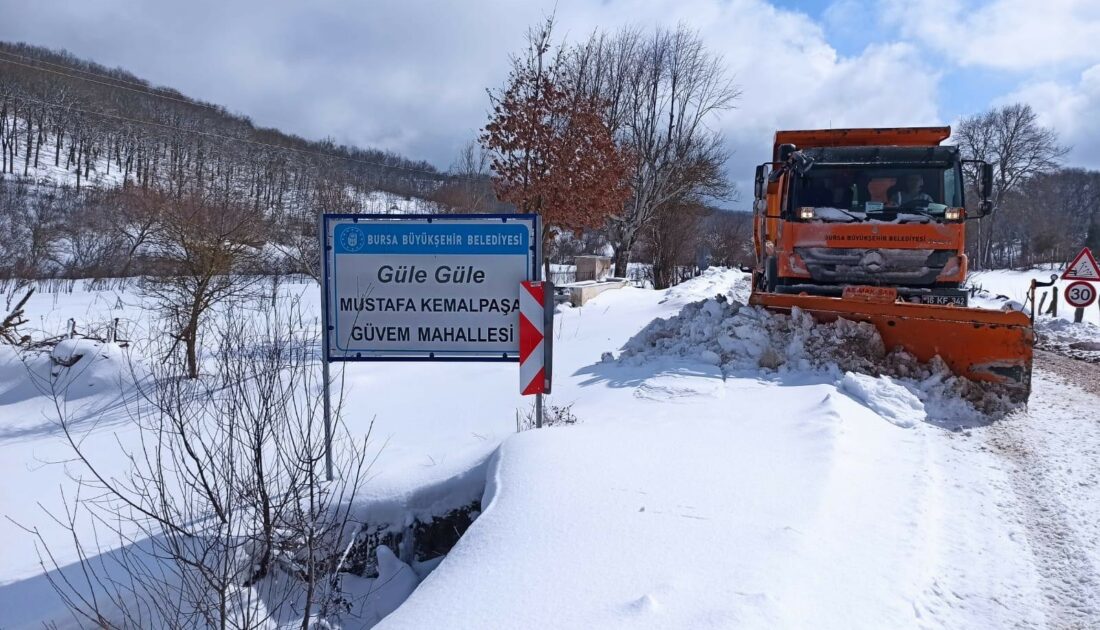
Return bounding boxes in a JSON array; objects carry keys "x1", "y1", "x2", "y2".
[{"x1": 2, "y1": 269, "x2": 1100, "y2": 628}]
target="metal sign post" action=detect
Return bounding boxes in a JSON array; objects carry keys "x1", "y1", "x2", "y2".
[
  {"x1": 318, "y1": 213, "x2": 335, "y2": 481},
  {"x1": 318, "y1": 214, "x2": 540, "y2": 479}
]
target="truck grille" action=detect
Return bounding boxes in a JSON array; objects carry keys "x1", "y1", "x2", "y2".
[{"x1": 793, "y1": 247, "x2": 954, "y2": 285}]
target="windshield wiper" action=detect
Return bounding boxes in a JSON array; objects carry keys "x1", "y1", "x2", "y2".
[{"x1": 892, "y1": 207, "x2": 937, "y2": 222}]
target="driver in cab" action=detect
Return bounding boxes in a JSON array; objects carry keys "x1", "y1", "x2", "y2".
[{"x1": 891, "y1": 174, "x2": 933, "y2": 206}]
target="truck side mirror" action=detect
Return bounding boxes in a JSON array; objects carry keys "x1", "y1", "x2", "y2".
[
  {"x1": 978, "y1": 162, "x2": 995, "y2": 217},
  {"x1": 754, "y1": 164, "x2": 767, "y2": 200},
  {"x1": 980, "y1": 162, "x2": 994, "y2": 202}
]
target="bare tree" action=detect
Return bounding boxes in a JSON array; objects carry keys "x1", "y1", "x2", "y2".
[
  {"x1": 110, "y1": 187, "x2": 167, "y2": 276},
  {"x1": 954, "y1": 103, "x2": 1068, "y2": 269},
  {"x1": 701, "y1": 209, "x2": 754, "y2": 269},
  {"x1": 429, "y1": 140, "x2": 503, "y2": 215},
  {"x1": 571, "y1": 26, "x2": 740, "y2": 276},
  {"x1": 999, "y1": 168, "x2": 1100, "y2": 267},
  {"x1": 271, "y1": 174, "x2": 359, "y2": 282},
  {"x1": 31, "y1": 302, "x2": 371, "y2": 629},
  {"x1": 142, "y1": 193, "x2": 265, "y2": 378},
  {"x1": 643, "y1": 201, "x2": 707, "y2": 289}
]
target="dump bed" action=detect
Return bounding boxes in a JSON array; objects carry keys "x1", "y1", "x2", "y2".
[{"x1": 772, "y1": 127, "x2": 951, "y2": 160}]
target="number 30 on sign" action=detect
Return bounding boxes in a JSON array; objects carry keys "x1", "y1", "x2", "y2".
[{"x1": 1065, "y1": 281, "x2": 1097, "y2": 308}]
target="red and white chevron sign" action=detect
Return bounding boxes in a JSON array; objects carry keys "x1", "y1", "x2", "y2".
[{"x1": 519, "y1": 281, "x2": 548, "y2": 395}]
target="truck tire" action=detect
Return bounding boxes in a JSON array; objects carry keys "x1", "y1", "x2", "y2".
[{"x1": 765, "y1": 256, "x2": 778, "y2": 292}]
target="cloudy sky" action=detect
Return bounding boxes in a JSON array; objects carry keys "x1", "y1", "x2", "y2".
[{"x1": 2, "y1": 0, "x2": 1098, "y2": 208}]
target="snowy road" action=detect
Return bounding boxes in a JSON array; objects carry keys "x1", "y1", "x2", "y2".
[{"x1": 980, "y1": 352, "x2": 1100, "y2": 629}]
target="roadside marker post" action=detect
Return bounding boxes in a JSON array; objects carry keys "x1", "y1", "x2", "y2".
[
  {"x1": 519, "y1": 280, "x2": 555, "y2": 426},
  {"x1": 319, "y1": 212, "x2": 334, "y2": 481}
]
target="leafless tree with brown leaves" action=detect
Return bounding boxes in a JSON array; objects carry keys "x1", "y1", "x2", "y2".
[{"x1": 481, "y1": 16, "x2": 634, "y2": 279}]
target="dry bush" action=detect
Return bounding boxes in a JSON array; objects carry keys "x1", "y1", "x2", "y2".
[{"x1": 32, "y1": 300, "x2": 372, "y2": 629}]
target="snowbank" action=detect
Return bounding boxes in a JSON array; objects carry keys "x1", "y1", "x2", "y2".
[
  {"x1": 0, "y1": 339, "x2": 136, "y2": 411},
  {"x1": 1036, "y1": 316, "x2": 1100, "y2": 343},
  {"x1": 1034, "y1": 316, "x2": 1100, "y2": 361},
  {"x1": 618, "y1": 295, "x2": 1015, "y2": 422},
  {"x1": 621, "y1": 298, "x2": 887, "y2": 376},
  {"x1": 378, "y1": 377, "x2": 1049, "y2": 630},
  {"x1": 839, "y1": 372, "x2": 924, "y2": 428}
]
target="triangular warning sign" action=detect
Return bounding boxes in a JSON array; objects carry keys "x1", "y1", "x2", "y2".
[{"x1": 1062, "y1": 247, "x2": 1100, "y2": 281}]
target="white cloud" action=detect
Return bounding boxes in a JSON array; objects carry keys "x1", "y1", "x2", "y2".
[
  {"x1": 880, "y1": 0, "x2": 1100, "y2": 70},
  {"x1": 1001, "y1": 64, "x2": 1100, "y2": 169},
  {"x1": 0, "y1": 0, "x2": 943, "y2": 203},
  {"x1": 553, "y1": 0, "x2": 942, "y2": 202}
]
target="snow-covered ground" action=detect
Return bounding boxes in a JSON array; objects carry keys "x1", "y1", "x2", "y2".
[
  {"x1": 969, "y1": 267, "x2": 1100, "y2": 361},
  {"x1": 2, "y1": 269, "x2": 1100, "y2": 628},
  {"x1": 378, "y1": 270, "x2": 1100, "y2": 630}
]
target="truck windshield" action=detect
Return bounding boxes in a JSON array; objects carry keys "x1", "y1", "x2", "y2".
[{"x1": 790, "y1": 164, "x2": 963, "y2": 222}]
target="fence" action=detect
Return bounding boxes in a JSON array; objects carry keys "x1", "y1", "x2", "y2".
[{"x1": 547, "y1": 264, "x2": 708, "y2": 288}]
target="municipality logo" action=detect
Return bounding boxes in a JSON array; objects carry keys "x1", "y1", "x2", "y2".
[{"x1": 340, "y1": 226, "x2": 365, "y2": 252}]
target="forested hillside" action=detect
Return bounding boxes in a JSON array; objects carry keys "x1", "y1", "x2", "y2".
[{"x1": 0, "y1": 42, "x2": 472, "y2": 279}]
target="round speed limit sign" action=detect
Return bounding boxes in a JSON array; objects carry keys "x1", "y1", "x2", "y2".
[{"x1": 1065, "y1": 281, "x2": 1098, "y2": 308}]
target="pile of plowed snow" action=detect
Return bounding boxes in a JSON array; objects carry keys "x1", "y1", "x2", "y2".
[
  {"x1": 1035, "y1": 316, "x2": 1100, "y2": 361},
  {"x1": 619, "y1": 295, "x2": 1021, "y2": 420}
]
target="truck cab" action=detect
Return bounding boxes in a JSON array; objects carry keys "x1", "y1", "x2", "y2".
[{"x1": 753, "y1": 127, "x2": 994, "y2": 306}]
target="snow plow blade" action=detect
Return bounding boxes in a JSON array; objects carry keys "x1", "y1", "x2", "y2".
[{"x1": 750, "y1": 292, "x2": 1034, "y2": 402}]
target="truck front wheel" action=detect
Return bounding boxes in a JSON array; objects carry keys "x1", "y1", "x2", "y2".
[{"x1": 764, "y1": 256, "x2": 778, "y2": 292}]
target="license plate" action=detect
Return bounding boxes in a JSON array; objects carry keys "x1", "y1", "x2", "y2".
[
  {"x1": 842, "y1": 285, "x2": 898, "y2": 304},
  {"x1": 919, "y1": 294, "x2": 967, "y2": 307}
]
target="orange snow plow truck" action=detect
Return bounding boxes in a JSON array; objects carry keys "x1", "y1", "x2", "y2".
[{"x1": 751, "y1": 127, "x2": 1033, "y2": 401}]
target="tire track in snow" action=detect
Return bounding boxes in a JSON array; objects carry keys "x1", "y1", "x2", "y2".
[{"x1": 985, "y1": 355, "x2": 1100, "y2": 629}]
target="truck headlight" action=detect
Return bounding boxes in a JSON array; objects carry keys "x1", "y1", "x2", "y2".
[
  {"x1": 945, "y1": 207, "x2": 963, "y2": 220},
  {"x1": 799, "y1": 206, "x2": 815, "y2": 220}
]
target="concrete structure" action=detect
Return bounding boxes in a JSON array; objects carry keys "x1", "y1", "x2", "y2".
[
  {"x1": 566, "y1": 278, "x2": 630, "y2": 306},
  {"x1": 574, "y1": 255, "x2": 612, "y2": 282}
]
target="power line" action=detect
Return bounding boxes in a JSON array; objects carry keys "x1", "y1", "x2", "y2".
[
  {"x1": 0, "y1": 53, "x2": 228, "y2": 114},
  {"x1": 0, "y1": 49, "x2": 219, "y2": 99},
  {"x1": 5, "y1": 93, "x2": 469, "y2": 180}
]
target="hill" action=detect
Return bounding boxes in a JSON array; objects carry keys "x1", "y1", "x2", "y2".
[{"x1": 0, "y1": 41, "x2": 480, "y2": 279}]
